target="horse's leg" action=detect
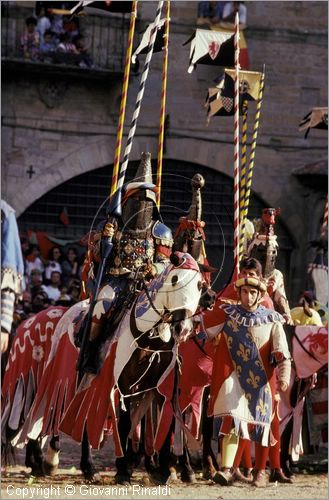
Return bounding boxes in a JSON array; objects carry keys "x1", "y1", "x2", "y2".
[
  {"x1": 25, "y1": 439, "x2": 44, "y2": 477},
  {"x1": 115, "y1": 401, "x2": 132, "y2": 485},
  {"x1": 42, "y1": 435, "x2": 60, "y2": 476},
  {"x1": 80, "y1": 428, "x2": 100, "y2": 482},
  {"x1": 179, "y1": 443, "x2": 196, "y2": 483},
  {"x1": 201, "y1": 387, "x2": 218, "y2": 479}
]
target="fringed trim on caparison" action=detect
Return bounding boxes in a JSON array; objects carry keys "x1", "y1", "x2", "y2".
[
  {"x1": 1, "y1": 268, "x2": 23, "y2": 294},
  {"x1": 218, "y1": 414, "x2": 272, "y2": 447},
  {"x1": 220, "y1": 304, "x2": 285, "y2": 327}
]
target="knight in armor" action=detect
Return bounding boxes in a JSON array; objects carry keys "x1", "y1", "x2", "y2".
[
  {"x1": 81, "y1": 152, "x2": 173, "y2": 374},
  {"x1": 246, "y1": 208, "x2": 294, "y2": 325}
]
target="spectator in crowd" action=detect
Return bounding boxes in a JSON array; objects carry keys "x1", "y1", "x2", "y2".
[
  {"x1": 29, "y1": 268, "x2": 44, "y2": 298},
  {"x1": 40, "y1": 29, "x2": 58, "y2": 57},
  {"x1": 20, "y1": 16, "x2": 40, "y2": 61},
  {"x1": 20, "y1": 237, "x2": 31, "y2": 287},
  {"x1": 221, "y1": 1, "x2": 247, "y2": 28},
  {"x1": 25, "y1": 244, "x2": 45, "y2": 278},
  {"x1": 57, "y1": 32, "x2": 80, "y2": 54},
  {"x1": 44, "y1": 246, "x2": 63, "y2": 282},
  {"x1": 63, "y1": 15, "x2": 80, "y2": 42},
  {"x1": 61, "y1": 247, "x2": 80, "y2": 286},
  {"x1": 197, "y1": 1, "x2": 226, "y2": 25},
  {"x1": 74, "y1": 35, "x2": 94, "y2": 68},
  {"x1": 31, "y1": 288, "x2": 51, "y2": 313},
  {"x1": 36, "y1": 5, "x2": 51, "y2": 43},
  {"x1": 50, "y1": 13, "x2": 64, "y2": 39},
  {"x1": 68, "y1": 279, "x2": 81, "y2": 304},
  {"x1": 56, "y1": 284, "x2": 74, "y2": 307},
  {"x1": 42, "y1": 270, "x2": 62, "y2": 303}
]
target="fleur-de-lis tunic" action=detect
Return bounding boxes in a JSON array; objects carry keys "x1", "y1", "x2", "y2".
[{"x1": 208, "y1": 304, "x2": 291, "y2": 446}]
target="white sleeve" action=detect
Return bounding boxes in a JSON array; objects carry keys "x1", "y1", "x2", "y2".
[{"x1": 271, "y1": 321, "x2": 291, "y2": 360}]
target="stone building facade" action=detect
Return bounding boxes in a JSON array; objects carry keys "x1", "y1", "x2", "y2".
[{"x1": 1, "y1": 1, "x2": 328, "y2": 301}]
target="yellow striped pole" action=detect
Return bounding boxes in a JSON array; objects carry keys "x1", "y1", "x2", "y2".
[
  {"x1": 110, "y1": 1, "x2": 138, "y2": 197},
  {"x1": 156, "y1": 0, "x2": 170, "y2": 209},
  {"x1": 240, "y1": 69, "x2": 265, "y2": 249},
  {"x1": 239, "y1": 100, "x2": 248, "y2": 258}
]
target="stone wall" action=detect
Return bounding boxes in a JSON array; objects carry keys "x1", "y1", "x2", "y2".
[{"x1": 2, "y1": 1, "x2": 328, "y2": 301}]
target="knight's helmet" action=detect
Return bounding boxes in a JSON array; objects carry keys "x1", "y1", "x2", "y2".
[
  {"x1": 247, "y1": 208, "x2": 280, "y2": 279},
  {"x1": 122, "y1": 152, "x2": 157, "y2": 231},
  {"x1": 174, "y1": 173, "x2": 206, "y2": 262}
]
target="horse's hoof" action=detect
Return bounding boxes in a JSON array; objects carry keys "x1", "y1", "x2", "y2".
[
  {"x1": 42, "y1": 461, "x2": 58, "y2": 476},
  {"x1": 148, "y1": 470, "x2": 169, "y2": 486},
  {"x1": 181, "y1": 472, "x2": 196, "y2": 484},
  {"x1": 115, "y1": 473, "x2": 131, "y2": 486},
  {"x1": 202, "y1": 467, "x2": 217, "y2": 480},
  {"x1": 85, "y1": 472, "x2": 102, "y2": 484},
  {"x1": 82, "y1": 466, "x2": 102, "y2": 484},
  {"x1": 29, "y1": 466, "x2": 45, "y2": 478}
]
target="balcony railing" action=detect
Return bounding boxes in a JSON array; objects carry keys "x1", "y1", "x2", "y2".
[{"x1": 1, "y1": 3, "x2": 132, "y2": 73}]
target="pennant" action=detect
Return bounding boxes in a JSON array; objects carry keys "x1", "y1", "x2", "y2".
[
  {"x1": 299, "y1": 107, "x2": 328, "y2": 138},
  {"x1": 222, "y1": 69, "x2": 262, "y2": 101},
  {"x1": 132, "y1": 18, "x2": 167, "y2": 64},
  {"x1": 59, "y1": 207, "x2": 70, "y2": 226},
  {"x1": 205, "y1": 81, "x2": 234, "y2": 121},
  {"x1": 184, "y1": 29, "x2": 234, "y2": 73},
  {"x1": 210, "y1": 25, "x2": 249, "y2": 70},
  {"x1": 70, "y1": 1, "x2": 133, "y2": 16}
]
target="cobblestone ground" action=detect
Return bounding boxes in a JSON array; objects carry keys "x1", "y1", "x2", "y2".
[{"x1": 1, "y1": 434, "x2": 327, "y2": 500}]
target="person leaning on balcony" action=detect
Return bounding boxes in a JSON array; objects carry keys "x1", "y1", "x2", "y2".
[{"x1": 20, "y1": 16, "x2": 40, "y2": 61}]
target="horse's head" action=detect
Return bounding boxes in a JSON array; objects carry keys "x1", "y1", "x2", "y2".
[{"x1": 163, "y1": 252, "x2": 202, "y2": 343}]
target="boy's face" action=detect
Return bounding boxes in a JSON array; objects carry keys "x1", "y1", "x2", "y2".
[
  {"x1": 239, "y1": 285, "x2": 260, "y2": 311},
  {"x1": 239, "y1": 268, "x2": 259, "y2": 279}
]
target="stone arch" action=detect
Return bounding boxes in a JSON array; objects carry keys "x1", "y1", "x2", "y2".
[
  {"x1": 14, "y1": 135, "x2": 283, "y2": 222},
  {"x1": 18, "y1": 157, "x2": 295, "y2": 292}
]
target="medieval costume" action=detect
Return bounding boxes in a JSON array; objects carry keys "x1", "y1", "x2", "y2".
[
  {"x1": 247, "y1": 208, "x2": 293, "y2": 324},
  {"x1": 206, "y1": 277, "x2": 291, "y2": 487},
  {"x1": 81, "y1": 152, "x2": 173, "y2": 373}
]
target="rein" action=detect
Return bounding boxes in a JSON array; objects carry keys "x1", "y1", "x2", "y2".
[
  {"x1": 289, "y1": 325, "x2": 323, "y2": 364},
  {"x1": 141, "y1": 275, "x2": 173, "y2": 323}
]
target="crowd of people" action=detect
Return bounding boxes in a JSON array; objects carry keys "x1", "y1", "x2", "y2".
[
  {"x1": 197, "y1": 1, "x2": 247, "y2": 28},
  {"x1": 20, "y1": 4, "x2": 93, "y2": 68},
  {"x1": 15, "y1": 240, "x2": 84, "y2": 325}
]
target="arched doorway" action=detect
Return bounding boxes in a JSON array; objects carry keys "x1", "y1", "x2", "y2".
[{"x1": 18, "y1": 160, "x2": 294, "y2": 291}]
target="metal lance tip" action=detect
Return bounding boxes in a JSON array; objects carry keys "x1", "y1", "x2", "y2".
[
  {"x1": 134, "y1": 152, "x2": 153, "y2": 184},
  {"x1": 188, "y1": 174, "x2": 205, "y2": 221}
]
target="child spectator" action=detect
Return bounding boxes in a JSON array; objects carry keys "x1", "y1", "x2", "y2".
[
  {"x1": 44, "y1": 246, "x2": 63, "y2": 282},
  {"x1": 57, "y1": 32, "x2": 79, "y2": 54},
  {"x1": 42, "y1": 270, "x2": 61, "y2": 303},
  {"x1": 61, "y1": 247, "x2": 81, "y2": 286},
  {"x1": 20, "y1": 16, "x2": 40, "y2": 61},
  {"x1": 40, "y1": 29, "x2": 58, "y2": 57}
]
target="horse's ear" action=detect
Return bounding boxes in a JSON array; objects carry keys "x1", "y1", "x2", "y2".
[{"x1": 170, "y1": 252, "x2": 181, "y2": 267}]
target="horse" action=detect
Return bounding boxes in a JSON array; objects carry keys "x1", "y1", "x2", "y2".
[{"x1": 2, "y1": 252, "x2": 202, "y2": 483}]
